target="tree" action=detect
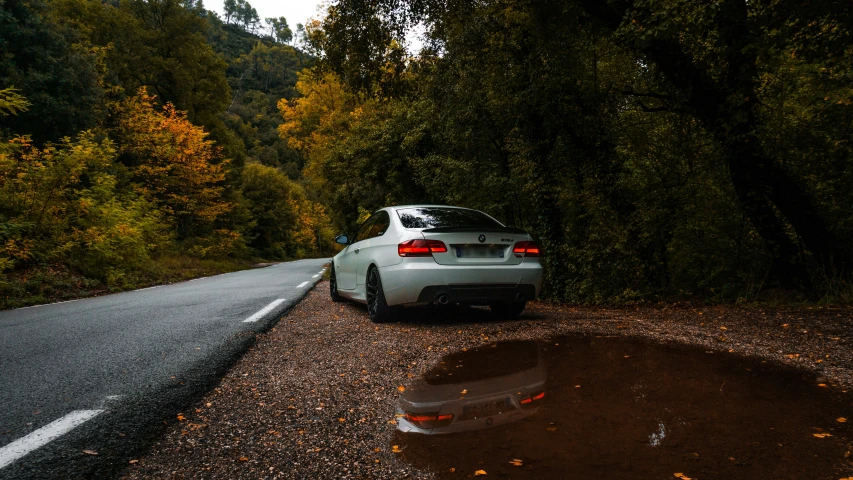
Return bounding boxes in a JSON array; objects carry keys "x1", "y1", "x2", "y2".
[
  {"x1": 111, "y1": 88, "x2": 234, "y2": 240},
  {"x1": 575, "y1": 0, "x2": 853, "y2": 285},
  {"x1": 0, "y1": 0, "x2": 105, "y2": 143},
  {"x1": 265, "y1": 16, "x2": 292, "y2": 44},
  {"x1": 223, "y1": 0, "x2": 236, "y2": 23}
]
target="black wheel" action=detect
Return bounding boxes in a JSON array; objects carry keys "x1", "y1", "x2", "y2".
[
  {"x1": 489, "y1": 301, "x2": 526, "y2": 319},
  {"x1": 366, "y1": 267, "x2": 396, "y2": 323},
  {"x1": 330, "y1": 265, "x2": 346, "y2": 303}
]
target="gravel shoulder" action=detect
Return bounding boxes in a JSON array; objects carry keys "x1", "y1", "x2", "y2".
[{"x1": 120, "y1": 282, "x2": 853, "y2": 479}]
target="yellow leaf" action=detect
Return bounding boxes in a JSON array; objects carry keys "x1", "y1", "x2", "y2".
[
  {"x1": 813, "y1": 433, "x2": 833, "y2": 438},
  {"x1": 546, "y1": 427, "x2": 557, "y2": 431},
  {"x1": 474, "y1": 470, "x2": 487, "y2": 476},
  {"x1": 460, "y1": 389, "x2": 468, "y2": 394},
  {"x1": 392, "y1": 445, "x2": 401, "y2": 453},
  {"x1": 837, "y1": 417, "x2": 847, "y2": 423},
  {"x1": 818, "y1": 383, "x2": 828, "y2": 387},
  {"x1": 449, "y1": 467, "x2": 456, "y2": 472},
  {"x1": 509, "y1": 459, "x2": 523, "y2": 466},
  {"x1": 398, "y1": 385, "x2": 405, "y2": 393},
  {"x1": 238, "y1": 457, "x2": 248, "y2": 462},
  {"x1": 720, "y1": 326, "x2": 727, "y2": 330},
  {"x1": 673, "y1": 474, "x2": 692, "y2": 480},
  {"x1": 177, "y1": 414, "x2": 186, "y2": 422}
]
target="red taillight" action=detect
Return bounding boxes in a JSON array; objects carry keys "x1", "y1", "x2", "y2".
[
  {"x1": 513, "y1": 241, "x2": 540, "y2": 257},
  {"x1": 520, "y1": 390, "x2": 545, "y2": 405},
  {"x1": 404, "y1": 412, "x2": 454, "y2": 428},
  {"x1": 398, "y1": 239, "x2": 448, "y2": 257}
]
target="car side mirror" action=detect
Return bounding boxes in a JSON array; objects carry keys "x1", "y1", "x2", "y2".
[{"x1": 335, "y1": 235, "x2": 349, "y2": 245}]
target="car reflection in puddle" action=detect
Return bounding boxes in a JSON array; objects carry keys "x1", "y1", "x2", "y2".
[
  {"x1": 394, "y1": 335, "x2": 853, "y2": 479},
  {"x1": 397, "y1": 341, "x2": 546, "y2": 435}
]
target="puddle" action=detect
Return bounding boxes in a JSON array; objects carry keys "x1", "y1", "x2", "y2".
[{"x1": 394, "y1": 336, "x2": 853, "y2": 479}]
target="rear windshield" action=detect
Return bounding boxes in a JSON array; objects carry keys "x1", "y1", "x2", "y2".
[{"x1": 396, "y1": 207, "x2": 504, "y2": 229}]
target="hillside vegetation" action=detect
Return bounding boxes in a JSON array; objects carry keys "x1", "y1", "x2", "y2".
[
  {"x1": 2, "y1": 0, "x2": 851, "y2": 308},
  {"x1": 0, "y1": 0, "x2": 331, "y2": 308}
]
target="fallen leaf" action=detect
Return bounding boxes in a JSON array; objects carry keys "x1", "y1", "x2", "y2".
[
  {"x1": 82, "y1": 450, "x2": 98, "y2": 456},
  {"x1": 397, "y1": 385, "x2": 405, "y2": 393},
  {"x1": 460, "y1": 389, "x2": 468, "y2": 394},
  {"x1": 449, "y1": 467, "x2": 456, "y2": 472},
  {"x1": 575, "y1": 385, "x2": 581, "y2": 388},
  {"x1": 474, "y1": 470, "x2": 487, "y2": 476},
  {"x1": 392, "y1": 445, "x2": 401, "y2": 453},
  {"x1": 813, "y1": 433, "x2": 833, "y2": 438},
  {"x1": 509, "y1": 459, "x2": 523, "y2": 466},
  {"x1": 177, "y1": 414, "x2": 186, "y2": 422},
  {"x1": 720, "y1": 326, "x2": 727, "y2": 331},
  {"x1": 239, "y1": 456, "x2": 249, "y2": 462},
  {"x1": 339, "y1": 418, "x2": 346, "y2": 422},
  {"x1": 837, "y1": 417, "x2": 848, "y2": 423},
  {"x1": 128, "y1": 459, "x2": 139, "y2": 464},
  {"x1": 673, "y1": 474, "x2": 692, "y2": 480},
  {"x1": 546, "y1": 427, "x2": 557, "y2": 432},
  {"x1": 374, "y1": 448, "x2": 381, "y2": 453},
  {"x1": 818, "y1": 383, "x2": 828, "y2": 388}
]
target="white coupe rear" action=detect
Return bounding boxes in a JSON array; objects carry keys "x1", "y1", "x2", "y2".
[{"x1": 329, "y1": 205, "x2": 543, "y2": 323}]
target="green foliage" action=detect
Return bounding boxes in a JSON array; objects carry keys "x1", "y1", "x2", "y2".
[
  {"x1": 0, "y1": 132, "x2": 168, "y2": 282},
  {"x1": 305, "y1": 0, "x2": 853, "y2": 303},
  {"x1": 265, "y1": 16, "x2": 292, "y2": 44},
  {"x1": 0, "y1": 0, "x2": 105, "y2": 143},
  {"x1": 241, "y1": 162, "x2": 335, "y2": 258}
]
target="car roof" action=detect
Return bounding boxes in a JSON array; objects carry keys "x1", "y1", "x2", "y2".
[{"x1": 384, "y1": 205, "x2": 476, "y2": 210}]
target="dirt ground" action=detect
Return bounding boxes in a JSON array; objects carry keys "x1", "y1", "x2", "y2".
[{"x1": 120, "y1": 281, "x2": 853, "y2": 479}]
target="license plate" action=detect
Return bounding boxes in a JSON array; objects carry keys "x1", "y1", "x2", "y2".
[
  {"x1": 461, "y1": 398, "x2": 511, "y2": 419},
  {"x1": 455, "y1": 246, "x2": 505, "y2": 258}
]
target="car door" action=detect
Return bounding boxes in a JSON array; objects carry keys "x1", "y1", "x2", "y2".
[
  {"x1": 336, "y1": 215, "x2": 377, "y2": 290},
  {"x1": 355, "y1": 211, "x2": 391, "y2": 287}
]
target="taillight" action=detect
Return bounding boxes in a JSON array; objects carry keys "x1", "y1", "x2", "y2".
[
  {"x1": 520, "y1": 390, "x2": 545, "y2": 406},
  {"x1": 404, "y1": 411, "x2": 454, "y2": 428},
  {"x1": 513, "y1": 241, "x2": 540, "y2": 257},
  {"x1": 398, "y1": 239, "x2": 448, "y2": 257}
]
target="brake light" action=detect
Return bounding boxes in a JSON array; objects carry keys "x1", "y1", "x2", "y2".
[
  {"x1": 398, "y1": 239, "x2": 448, "y2": 257},
  {"x1": 512, "y1": 241, "x2": 540, "y2": 257},
  {"x1": 520, "y1": 390, "x2": 545, "y2": 405},
  {"x1": 404, "y1": 411, "x2": 454, "y2": 428}
]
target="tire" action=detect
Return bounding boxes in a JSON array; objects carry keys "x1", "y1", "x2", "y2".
[
  {"x1": 366, "y1": 266, "x2": 397, "y2": 323},
  {"x1": 330, "y1": 265, "x2": 346, "y2": 303},
  {"x1": 489, "y1": 301, "x2": 526, "y2": 319}
]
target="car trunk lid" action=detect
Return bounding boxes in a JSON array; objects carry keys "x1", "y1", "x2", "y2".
[{"x1": 420, "y1": 227, "x2": 527, "y2": 266}]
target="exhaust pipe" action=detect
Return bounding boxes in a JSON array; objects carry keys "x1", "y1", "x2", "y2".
[
  {"x1": 516, "y1": 293, "x2": 525, "y2": 302},
  {"x1": 436, "y1": 294, "x2": 449, "y2": 305}
]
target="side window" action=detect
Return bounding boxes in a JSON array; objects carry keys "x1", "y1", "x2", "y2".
[
  {"x1": 354, "y1": 215, "x2": 378, "y2": 243},
  {"x1": 369, "y1": 211, "x2": 390, "y2": 238}
]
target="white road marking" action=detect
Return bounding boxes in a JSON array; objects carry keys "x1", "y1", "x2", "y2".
[
  {"x1": 242, "y1": 299, "x2": 286, "y2": 323},
  {"x1": 0, "y1": 410, "x2": 104, "y2": 470},
  {"x1": 312, "y1": 274, "x2": 320, "y2": 278},
  {"x1": 297, "y1": 281, "x2": 309, "y2": 288},
  {"x1": 317, "y1": 270, "x2": 325, "y2": 274}
]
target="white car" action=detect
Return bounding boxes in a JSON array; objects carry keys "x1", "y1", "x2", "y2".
[{"x1": 329, "y1": 205, "x2": 543, "y2": 322}]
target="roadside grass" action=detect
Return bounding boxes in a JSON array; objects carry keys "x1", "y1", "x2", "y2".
[{"x1": 0, "y1": 255, "x2": 261, "y2": 311}]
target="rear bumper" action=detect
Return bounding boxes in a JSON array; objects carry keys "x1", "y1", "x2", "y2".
[
  {"x1": 379, "y1": 258, "x2": 543, "y2": 306},
  {"x1": 416, "y1": 284, "x2": 536, "y2": 304}
]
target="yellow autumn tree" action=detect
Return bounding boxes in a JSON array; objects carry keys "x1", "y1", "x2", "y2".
[{"x1": 112, "y1": 88, "x2": 234, "y2": 242}]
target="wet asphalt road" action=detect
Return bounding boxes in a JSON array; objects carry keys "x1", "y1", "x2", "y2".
[{"x1": 0, "y1": 258, "x2": 328, "y2": 479}]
